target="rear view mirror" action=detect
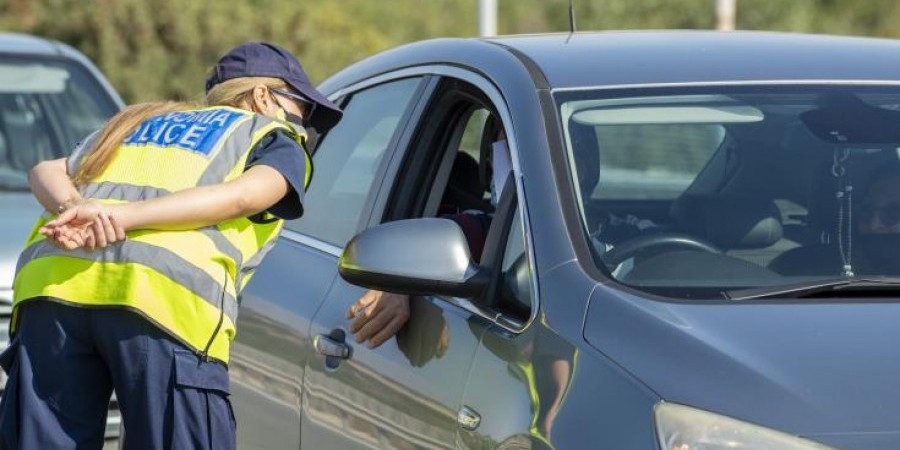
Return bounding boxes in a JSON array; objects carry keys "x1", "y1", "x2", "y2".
[
  {"x1": 801, "y1": 91, "x2": 900, "y2": 144},
  {"x1": 339, "y1": 218, "x2": 489, "y2": 298}
]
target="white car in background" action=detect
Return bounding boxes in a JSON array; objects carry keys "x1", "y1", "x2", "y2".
[{"x1": 0, "y1": 32, "x2": 123, "y2": 440}]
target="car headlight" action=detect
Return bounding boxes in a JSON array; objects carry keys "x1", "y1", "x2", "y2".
[{"x1": 655, "y1": 403, "x2": 839, "y2": 450}]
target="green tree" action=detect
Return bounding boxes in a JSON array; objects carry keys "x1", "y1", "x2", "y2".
[{"x1": 2, "y1": 0, "x2": 900, "y2": 103}]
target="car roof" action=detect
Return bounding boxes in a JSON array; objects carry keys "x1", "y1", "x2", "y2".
[
  {"x1": 0, "y1": 32, "x2": 105, "y2": 72},
  {"x1": 489, "y1": 30, "x2": 900, "y2": 89},
  {"x1": 321, "y1": 30, "x2": 900, "y2": 93},
  {"x1": 0, "y1": 32, "x2": 69, "y2": 55}
]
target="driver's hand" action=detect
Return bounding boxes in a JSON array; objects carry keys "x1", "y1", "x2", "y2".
[{"x1": 347, "y1": 290, "x2": 410, "y2": 349}]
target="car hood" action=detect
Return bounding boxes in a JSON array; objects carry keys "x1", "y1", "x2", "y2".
[
  {"x1": 584, "y1": 286, "x2": 900, "y2": 445},
  {"x1": 0, "y1": 193, "x2": 41, "y2": 289}
]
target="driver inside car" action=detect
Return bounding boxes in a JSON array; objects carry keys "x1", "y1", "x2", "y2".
[{"x1": 346, "y1": 123, "x2": 511, "y2": 349}]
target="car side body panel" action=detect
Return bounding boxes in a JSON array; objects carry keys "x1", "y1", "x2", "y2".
[
  {"x1": 231, "y1": 236, "x2": 338, "y2": 449},
  {"x1": 301, "y1": 286, "x2": 485, "y2": 450}
]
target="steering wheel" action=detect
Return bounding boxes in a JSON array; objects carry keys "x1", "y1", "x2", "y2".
[{"x1": 599, "y1": 231, "x2": 721, "y2": 268}]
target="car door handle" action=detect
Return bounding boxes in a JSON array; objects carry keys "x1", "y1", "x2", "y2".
[{"x1": 314, "y1": 333, "x2": 351, "y2": 359}]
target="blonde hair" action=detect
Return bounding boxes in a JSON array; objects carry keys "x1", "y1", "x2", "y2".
[{"x1": 72, "y1": 76, "x2": 288, "y2": 185}]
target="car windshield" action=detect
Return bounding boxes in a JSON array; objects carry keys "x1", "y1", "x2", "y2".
[
  {"x1": 0, "y1": 55, "x2": 118, "y2": 190},
  {"x1": 557, "y1": 85, "x2": 900, "y2": 299}
]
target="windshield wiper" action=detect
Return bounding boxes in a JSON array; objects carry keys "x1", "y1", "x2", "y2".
[{"x1": 724, "y1": 277, "x2": 900, "y2": 301}]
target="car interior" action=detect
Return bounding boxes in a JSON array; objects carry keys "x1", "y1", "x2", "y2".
[
  {"x1": 563, "y1": 89, "x2": 900, "y2": 297},
  {"x1": 386, "y1": 82, "x2": 900, "y2": 301},
  {"x1": 0, "y1": 93, "x2": 60, "y2": 187},
  {"x1": 0, "y1": 58, "x2": 114, "y2": 190},
  {"x1": 381, "y1": 78, "x2": 533, "y2": 320}
]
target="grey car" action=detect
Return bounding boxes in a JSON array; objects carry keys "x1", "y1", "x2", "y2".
[
  {"x1": 233, "y1": 31, "x2": 900, "y2": 450},
  {"x1": 0, "y1": 32, "x2": 123, "y2": 439}
]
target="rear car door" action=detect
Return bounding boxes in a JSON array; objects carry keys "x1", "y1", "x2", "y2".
[{"x1": 231, "y1": 76, "x2": 429, "y2": 450}]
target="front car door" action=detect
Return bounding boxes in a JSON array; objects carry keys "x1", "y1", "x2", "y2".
[
  {"x1": 231, "y1": 75, "x2": 428, "y2": 450},
  {"x1": 300, "y1": 70, "x2": 521, "y2": 450}
]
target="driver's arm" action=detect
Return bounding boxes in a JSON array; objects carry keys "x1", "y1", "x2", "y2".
[{"x1": 346, "y1": 211, "x2": 492, "y2": 348}]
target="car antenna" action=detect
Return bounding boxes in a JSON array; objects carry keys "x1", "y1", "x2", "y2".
[{"x1": 566, "y1": 0, "x2": 577, "y2": 43}]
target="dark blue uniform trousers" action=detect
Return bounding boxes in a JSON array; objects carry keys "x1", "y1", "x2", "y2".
[{"x1": 0, "y1": 300, "x2": 236, "y2": 450}]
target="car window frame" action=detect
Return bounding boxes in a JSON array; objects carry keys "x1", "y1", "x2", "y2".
[
  {"x1": 279, "y1": 75, "x2": 437, "y2": 256},
  {"x1": 357, "y1": 65, "x2": 540, "y2": 334}
]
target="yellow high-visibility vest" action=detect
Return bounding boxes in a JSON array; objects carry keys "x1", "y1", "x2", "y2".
[{"x1": 13, "y1": 106, "x2": 311, "y2": 364}]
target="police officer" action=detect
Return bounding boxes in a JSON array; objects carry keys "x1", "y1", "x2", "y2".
[{"x1": 1, "y1": 42, "x2": 341, "y2": 449}]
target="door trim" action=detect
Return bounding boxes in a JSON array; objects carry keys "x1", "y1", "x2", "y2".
[{"x1": 280, "y1": 230, "x2": 342, "y2": 257}]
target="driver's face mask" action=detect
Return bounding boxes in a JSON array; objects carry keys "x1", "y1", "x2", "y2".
[{"x1": 490, "y1": 139, "x2": 512, "y2": 207}]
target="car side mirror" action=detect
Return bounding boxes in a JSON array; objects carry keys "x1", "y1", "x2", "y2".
[{"x1": 338, "y1": 218, "x2": 490, "y2": 298}]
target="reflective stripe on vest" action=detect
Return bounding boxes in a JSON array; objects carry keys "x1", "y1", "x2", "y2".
[
  {"x1": 81, "y1": 181, "x2": 171, "y2": 202},
  {"x1": 16, "y1": 238, "x2": 239, "y2": 323},
  {"x1": 14, "y1": 106, "x2": 310, "y2": 364},
  {"x1": 77, "y1": 184, "x2": 246, "y2": 273}
]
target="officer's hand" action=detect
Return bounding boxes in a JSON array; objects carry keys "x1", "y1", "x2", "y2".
[
  {"x1": 347, "y1": 290, "x2": 410, "y2": 349},
  {"x1": 41, "y1": 200, "x2": 126, "y2": 251},
  {"x1": 45, "y1": 224, "x2": 86, "y2": 250},
  {"x1": 42, "y1": 199, "x2": 104, "y2": 230},
  {"x1": 85, "y1": 212, "x2": 126, "y2": 249}
]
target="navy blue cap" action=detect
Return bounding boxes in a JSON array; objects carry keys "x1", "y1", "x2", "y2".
[{"x1": 206, "y1": 42, "x2": 343, "y2": 132}]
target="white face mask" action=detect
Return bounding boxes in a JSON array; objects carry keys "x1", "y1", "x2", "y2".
[{"x1": 490, "y1": 139, "x2": 512, "y2": 206}]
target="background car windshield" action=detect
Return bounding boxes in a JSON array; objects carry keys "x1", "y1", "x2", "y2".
[
  {"x1": 557, "y1": 86, "x2": 900, "y2": 298},
  {"x1": 0, "y1": 56, "x2": 117, "y2": 190}
]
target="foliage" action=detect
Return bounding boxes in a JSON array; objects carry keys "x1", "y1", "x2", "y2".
[{"x1": 1, "y1": 0, "x2": 899, "y2": 103}]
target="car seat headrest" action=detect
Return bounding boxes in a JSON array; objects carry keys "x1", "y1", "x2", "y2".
[
  {"x1": 670, "y1": 195, "x2": 783, "y2": 249},
  {"x1": 442, "y1": 152, "x2": 492, "y2": 213},
  {"x1": 450, "y1": 152, "x2": 481, "y2": 198},
  {"x1": 479, "y1": 114, "x2": 501, "y2": 189}
]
